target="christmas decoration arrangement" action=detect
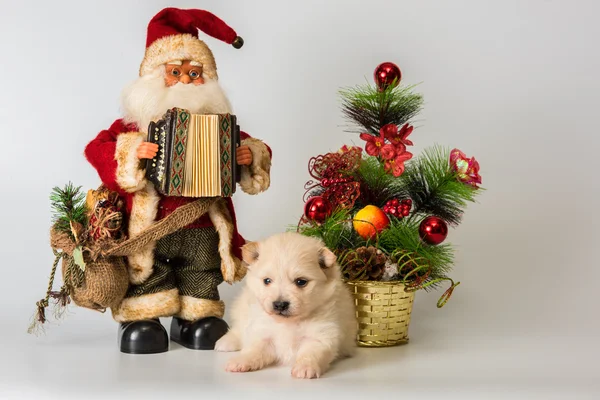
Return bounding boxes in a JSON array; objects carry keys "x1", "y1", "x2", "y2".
[{"x1": 296, "y1": 62, "x2": 484, "y2": 346}]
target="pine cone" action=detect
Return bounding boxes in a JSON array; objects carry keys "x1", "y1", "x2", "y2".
[{"x1": 341, "y1": 246, "x2": 387, "y2": 281}]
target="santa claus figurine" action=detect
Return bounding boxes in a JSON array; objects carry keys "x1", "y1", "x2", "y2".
[{"x1": 84, "y1": 8, "x2": 272, "y2": 354}]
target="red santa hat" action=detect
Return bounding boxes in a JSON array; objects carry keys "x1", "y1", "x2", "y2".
[{"x1": 139, "y1": 7, "x2": 243, "y2": 79}]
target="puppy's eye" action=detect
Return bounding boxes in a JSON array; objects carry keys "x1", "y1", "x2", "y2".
[
  {"x1": 295, "y1": 279, "x2": 308, "y2": 288},
  {"x1": 263, "y1": 278, "x2": 272, "y2": 285}
]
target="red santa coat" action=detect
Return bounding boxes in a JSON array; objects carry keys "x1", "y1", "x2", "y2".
[{"x1": 85, "y1": 118, "x2": 272, "y2": 285}]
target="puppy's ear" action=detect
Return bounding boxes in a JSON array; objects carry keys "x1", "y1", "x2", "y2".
[
  {"x1": 318, "y1": 247, "x2": 337, "y2": 269},
  {"x1": 241, "y1": 241, "x2": 260, "y2": 265}
]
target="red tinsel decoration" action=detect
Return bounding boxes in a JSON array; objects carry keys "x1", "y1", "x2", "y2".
[{"x1": 303, "y1": 146, "x2": 362, "y2": 211}]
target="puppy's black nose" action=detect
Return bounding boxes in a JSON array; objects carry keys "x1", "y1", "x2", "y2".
[{"x1": 273, "y1": 301, "x2": 290, "y2": 312}]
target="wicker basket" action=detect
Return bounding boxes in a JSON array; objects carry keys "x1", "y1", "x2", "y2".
[{"x1": 346, "y1": 280, "x2": 415, "y2": 347}]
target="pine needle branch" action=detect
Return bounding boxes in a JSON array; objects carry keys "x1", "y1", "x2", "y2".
[
  {"x1": 50, "y1": 183, "x2": 87, "y2": 237},
  {"x1": 354, "y1": 156, "x2": 410, "y2": 208},
  {"x1": 339, "y1": 81, "x2": 424, "y2": 135},
  {"x1": 400, "y1": 145, "x2": 483, "y2": 226},
  {"x1": 293, "y1": 208, "x2": 361, "y2": 251},
  {"x1": 378, "y1": 218, "x2": 455, "y2": 290}
]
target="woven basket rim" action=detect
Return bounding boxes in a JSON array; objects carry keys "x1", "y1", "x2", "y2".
[{"x1": 344, "y1": 280, "x2": 411, "y2": 288}]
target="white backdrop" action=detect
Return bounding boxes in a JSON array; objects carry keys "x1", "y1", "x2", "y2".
[{"x1": 1, "y1": 0, "x2": 599, "y2": 398}]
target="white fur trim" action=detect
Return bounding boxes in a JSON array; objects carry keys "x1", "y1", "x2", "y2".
[
  {"x1": 176, "y1": 297, "x2": 225, "y2": 320},
  {"x1": 239, "y1": 137, "x2": 271, "y2": 195},
  {"x1": 112, "y1": 289, "x2": 180, "y2": 323},
  {"x1": 126, "y1": 182, "x2": 160, "y2": 284},
  {"x1": 139, "y1": 34, "x2": 217, "y2": 79},
  {"x1": 208, "y1": 199, "x2": 242, "y2": 284},
  {"x1": 115, "y1": 132, "x2": 147, "y2": 193}
]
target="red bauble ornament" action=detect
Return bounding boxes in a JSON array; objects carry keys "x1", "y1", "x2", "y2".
[
  {"x1": 304, "y1": 196, "x2": 332, "y2": 223},
  {"x1": 374, "y1": 62, "x2": 402, "y2": 91},
  {"x1": 419, "y1": 216, "x2": 448, "y2": 245}
]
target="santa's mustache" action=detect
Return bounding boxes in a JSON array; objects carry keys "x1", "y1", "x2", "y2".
[{"x1": 120, "y1": 71, "x2": 233, "y2": 130}]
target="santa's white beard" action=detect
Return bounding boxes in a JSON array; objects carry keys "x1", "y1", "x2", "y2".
[{"x1": 120, "y1": 68, "x2": 233, "y2": 131}]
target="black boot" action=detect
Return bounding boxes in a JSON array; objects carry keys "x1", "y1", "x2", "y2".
[
  {"x1": 118, "y1": 319, "x2": 169, "y2": 354},
  {"x1": 170, "y1": 316, "x2": 229, "y2": 350}
]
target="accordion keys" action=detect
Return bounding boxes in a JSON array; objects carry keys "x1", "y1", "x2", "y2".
[{"x1": 145, "y1": 108, "x2": 241, "y2": 198}]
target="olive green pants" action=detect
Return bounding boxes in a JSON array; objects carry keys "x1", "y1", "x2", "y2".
[
  {"x1": 126, "y1": 227, "x2": 223, "y2": 300},
  {"x1": 112, "y1": 227, "x2": 226, "y2": 323}
]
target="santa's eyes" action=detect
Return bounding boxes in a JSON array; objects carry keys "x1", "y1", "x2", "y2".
[{"x1": 169, "y1": 68, "x2": 201, "y2": 80}]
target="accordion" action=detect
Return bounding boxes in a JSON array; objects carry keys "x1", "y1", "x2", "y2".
[{"x1": 145, "y1": 108, "x2": 241, "y2": 197}]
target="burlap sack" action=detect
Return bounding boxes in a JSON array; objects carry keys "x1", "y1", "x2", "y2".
[
  {"x1": 61, "y1": 255, "x2": 129, "y2": 311},
  {"x1": 50, "y1": 229, "x2": 129, "y2": 311}
]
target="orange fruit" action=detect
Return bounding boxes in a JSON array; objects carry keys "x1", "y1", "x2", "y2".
[{"x1": 353, "y1": 205, "x2": 390, "y2": 240}]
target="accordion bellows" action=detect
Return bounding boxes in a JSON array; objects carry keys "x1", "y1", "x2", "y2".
[{"x1": 146, "y1": 108, "x2": 241, "y2": 197}]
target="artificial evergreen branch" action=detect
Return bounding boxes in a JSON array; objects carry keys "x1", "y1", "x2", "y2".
[
  {"x1": 295, "y1": 208, "x2": 361, "y2": 251},
  {"x1": 354, "y1": 156, "x2": 409, "y2": 208},
  {"x1": 339, "y1": 81, "x2": 424, "y2": 135},
  {"x1": 50, "y1": 183, "x2": 87, "y2": 240},
  {"x1": 400, "y1": 145, "x2": 482, "y2": 226},
  {"x1": 378, "y1": 218, "x2": 455, "y2": 290}
]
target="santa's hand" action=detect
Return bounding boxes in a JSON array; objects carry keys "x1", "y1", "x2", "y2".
[
  {"x1": 137, "y1": 142, "x2": 159, "y2": 159},
  {"x1": 236, "y1": 146, "x2": 253, "y2": 166}
]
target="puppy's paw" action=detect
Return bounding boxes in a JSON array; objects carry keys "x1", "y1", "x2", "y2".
[
  {"x1": 291, "y1": 362, "x2": 322, "y2": 379},
  {"x1": 225, "y1": 356, "x2": 262, "y2": 373},
  {"x1": 215, "y1": 332, "x2": 241, "y2": 352}
]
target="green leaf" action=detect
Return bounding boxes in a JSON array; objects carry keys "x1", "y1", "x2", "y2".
[{"x1": 72, "y1": 246, "x2": 86, "y2": 272}]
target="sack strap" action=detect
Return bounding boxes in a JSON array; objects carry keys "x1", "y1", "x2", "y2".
[{"x1": 103, "y1": 197, "x2": 217, "y2": 257}]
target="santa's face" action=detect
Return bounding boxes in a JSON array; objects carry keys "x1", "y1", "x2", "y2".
[
  {"x1": 164, "y1": 60, "x2": 205, "y2": 86},
  {"x1": 120, "y1": 59, "x2": 232, "y2": 131}
]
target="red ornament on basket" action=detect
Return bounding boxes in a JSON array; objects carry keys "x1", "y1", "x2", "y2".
[
  {"x1": 304, "y1": 196, "x2": 332, "y2": 223},
  {"x1": 374, "y1": 62, "x2": 402, "y2": 91},
  {"x1": 419, "y1": 216, "x2": 448, "y2": 245}
]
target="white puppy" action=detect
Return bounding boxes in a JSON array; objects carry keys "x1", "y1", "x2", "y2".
[{"x1": 215, "y1": 232, "x2": 357, "y2": 379}]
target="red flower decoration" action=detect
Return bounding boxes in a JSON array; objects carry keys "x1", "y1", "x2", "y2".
[
  {"x1": 383, "y1": 123, "x2": 414, "y2": 147},
  {"x1": 450, "y1": 149, "x2": 481, "y2": 187},
  {"x1": 338, "y1": 144, "x2": 363, "y2": 154},
  {"x1": 380, "y1": 144, "x2": 397, "y2": 160},
  {"x1": 359, "y1": 131, "x2": 385, "y2": 156},
  {"x1": 384, "y1": 151, "x2": 413, "y2": 177}
]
